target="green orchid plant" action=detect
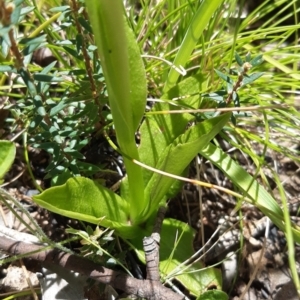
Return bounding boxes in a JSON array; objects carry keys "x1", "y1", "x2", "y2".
[
  {"x1": 31, "y1": 0, "x2": 227, "y2": 294},
  {"x1": 31, "y1": 0, "x2": 300, "y2": 297},
  {"x1": 32, "y1": 0, "x2": 230, "y2": 236}
]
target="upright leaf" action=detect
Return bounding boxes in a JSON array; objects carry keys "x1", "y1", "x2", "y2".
[
  {"x1": 163, "y1": 0, "x2": 223, "y2": 92},
  {"x1": 143, "y1": 113, "x2": 231, "y2": 220},
  {"x1": 85, "y1": 0, "x2": 147, "y2": 223},
  {"x1": 139, "y1": 74, "x2": 205, "y2": 184}
]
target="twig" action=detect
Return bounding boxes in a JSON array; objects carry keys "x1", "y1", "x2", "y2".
[
  {"x1": 0, "y1": 1, "x2": 24, "y2": 69},
  {"x1": 143, "y1": 206, "x2": 167, "y2": 283},
  {"x1": 0, "y1": 235, "x2": 183, "y2": 300},
  {"x1": 142, "y1": 206, "x2": 170, "y2": 300},
  {"x1": 225, "y1": 62, "x2": 252, "y2": 105}
]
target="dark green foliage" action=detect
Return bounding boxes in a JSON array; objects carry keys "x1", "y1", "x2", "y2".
[{"x1": 1, "y1": 0, "x2": 107, "y2": 185}]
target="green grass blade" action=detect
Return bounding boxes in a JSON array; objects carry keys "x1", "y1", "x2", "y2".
[
  {"x1": 163, "y1": 0, "x2": 223, "y2": 92},
  {"x1": 200, "y1": 143, "x2": 300, "y2": 243},
  {"x1": 274, "y1": 175, "x2": 300, "y2": 296}
]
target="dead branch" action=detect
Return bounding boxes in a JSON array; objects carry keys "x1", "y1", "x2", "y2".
[
  {"x1": 144, "y1": 206, "x2": 167, "y2": 282},
  {"x1": 0, "y1": 235, "x2": 183, "y2": 300}
]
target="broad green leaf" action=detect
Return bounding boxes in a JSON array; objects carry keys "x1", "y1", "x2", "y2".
[
  {"x1": 33, "y1": 177, "x2": 141, "y2": 238},
  {"x1": 85, "y1": 0, "x2": 146, "y2": 139},
  {"x1": 130, "y1": 218, "x2": 222, "y2": 296},
  {"x1": 160, "y1": 219, "x2": 222, "y2": 296},
  {"x1": 139, "y1": 74, "x2": 205, "y2": 184},
  {"x1": 197, "y1": 290, "x2": 228, "y2": 300},
  {"x1": 0, "y1": 141, "x2": 16, "y2": 183},
  {"x1": 163, "y1": 0, "x2": 223, "y2": 92},
  {"x1": 85, "y1": 0, "x2": 146, "y2": 222},
  {"x1": 164, "y1": 73, "x2": 206, "y2": 110},
  {"x1": 143, "y1": 113, "x2": 231, "y2": 220},
  {"x1": 200, "y1": 143, "x2": 300, "y2": 243}
]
